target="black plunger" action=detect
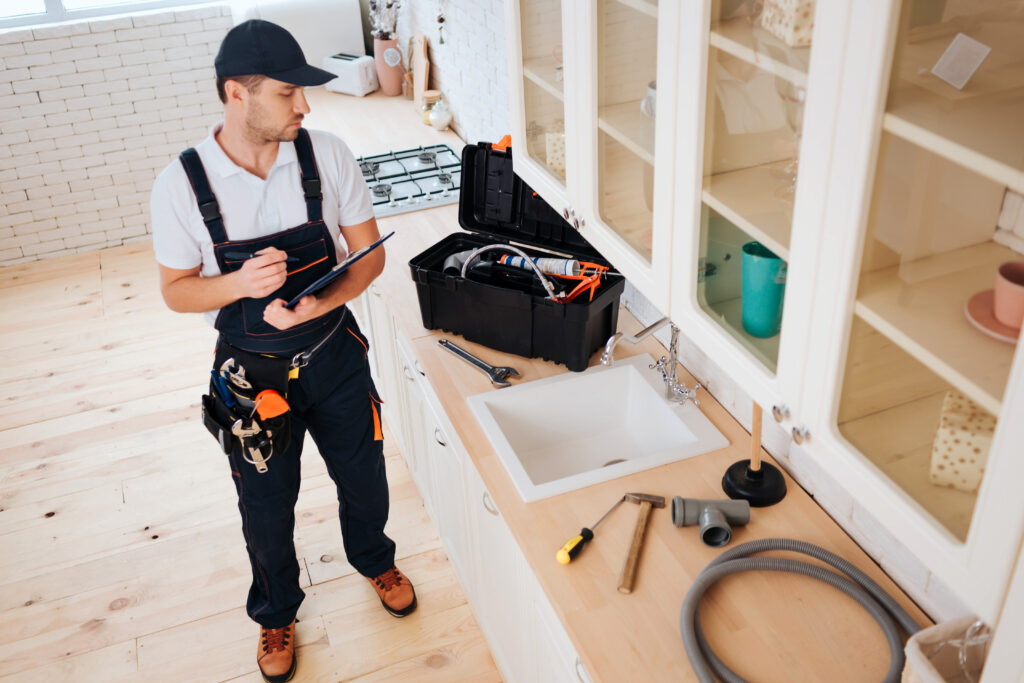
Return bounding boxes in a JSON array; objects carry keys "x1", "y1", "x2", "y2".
[{"x1": 722, "y1": 403, "x2": 787, "y2": 507}]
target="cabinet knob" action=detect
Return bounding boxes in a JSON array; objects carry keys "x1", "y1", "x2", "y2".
[
  {"x1": 434, "y1": 427, "x2": 447, "y2": 447},
  {"x1": 772, "y1": 404, "x2": 790, "y2": 423},
  {"x1": 562, "y1": 208, "x2": 571, "y2": 220},
  {"x1": 572, "y1": 217, "x2": 580, "y2": 230},
  {"x1": 482, "y1": 491, "x2": 499, "y2": 516},
  {"x1": 792, "y1": 426, "x2": 810, "y2": 444},
  {"x1": 414, "y1": 360, "x2": 426, "y2": 377},
  {"x1": 370, "y1": 283, "x2": 381, "y2": 297},
  {"x1": 403, "y1": 365, "x2": 415, "y2": 381}
]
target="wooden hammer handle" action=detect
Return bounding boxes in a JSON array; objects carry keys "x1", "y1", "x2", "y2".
[{"x1": 618, "y1": 501, "x2": 653, "y2": 594}]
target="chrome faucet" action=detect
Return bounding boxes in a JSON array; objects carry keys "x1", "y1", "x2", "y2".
[{"x1": 600, "y1": 318, "x2": 700, "y2": 406}]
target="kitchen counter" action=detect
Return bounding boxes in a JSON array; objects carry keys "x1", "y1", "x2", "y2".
[{"x1": 305, "y1": 89, "x2": 931, "y2": 682}]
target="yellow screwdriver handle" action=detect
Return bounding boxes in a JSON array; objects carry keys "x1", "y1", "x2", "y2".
[{"x1": 556, "y1": 528, "x2": 594, "y2": 564}]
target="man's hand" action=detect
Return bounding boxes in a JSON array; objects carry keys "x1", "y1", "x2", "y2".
[
  {"x1": 234, "y1": 247, "x2": 289, "y2": 299},
  {"x1": 263, "y1": 295, "x2": 321, "y2": 330}
]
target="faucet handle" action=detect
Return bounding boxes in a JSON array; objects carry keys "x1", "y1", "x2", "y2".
[{"x1": 670, "y1": 383, "x2": 701, "y2": 407}]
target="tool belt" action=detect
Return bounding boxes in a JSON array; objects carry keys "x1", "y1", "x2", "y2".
[{"x1": 201, "y1": 339, "x2": 294, "y2": 473}]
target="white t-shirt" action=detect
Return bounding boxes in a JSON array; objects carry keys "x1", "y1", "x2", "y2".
[{"x1": 151, "y1": 124, "x2": 375, "y2": 325}]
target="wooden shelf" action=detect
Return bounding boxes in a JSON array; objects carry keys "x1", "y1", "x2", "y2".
[
  {"x1": 882, "y1": 10, "x2": 1024, "y2": 193},
  {"x1": 702, "y1": 160, "x2": 795, "y2": 260},
  {"x1": 598, "y1": 101, "x2": 655, "y2": 165},
  {"x1": 612, "y1": 0, "x2": 657, "y2": 19},
  {"x1": 839, "y1": 391, "x2": 977, "y2": 542},
  {"x1": 523, "y1": 57, "x2": 565, "y2": 102},
  {"x1": 854, "y1": 241, "x2": 1018, "y2": 416},
  {"x1": 710, "y1": 17, "x2": 810, "y2": 88},
  {"x1": 883, "y1": 101, "x2": 1024, "y2": 196},
  {"x1": 700, "y1": 295, "x2": 780, "y2": 372}
]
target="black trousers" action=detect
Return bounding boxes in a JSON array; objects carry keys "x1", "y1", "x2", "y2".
[{"x1": 222, "y1": 315, "x2": 395, "y2": 628}]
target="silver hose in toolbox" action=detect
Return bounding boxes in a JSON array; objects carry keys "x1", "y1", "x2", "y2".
[{"x1": 680, "y1": 538, "x2": 922, "y2": 683}]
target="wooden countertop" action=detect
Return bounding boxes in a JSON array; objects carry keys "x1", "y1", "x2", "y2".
[{"x1": 304, "y1": 89, "x2": 931, "y2": 682}]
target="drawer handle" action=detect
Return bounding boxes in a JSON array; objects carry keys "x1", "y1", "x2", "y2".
[
  {"x1": 370, "y1": 283, "x2": 382, "y2": 297},
  {"x1": 792, "y1": 426, "x2": 810, "y2": 445},
  {"x1": 772, "y1": 404, "x2": 790, "y2": 423},
  {"x1": 434, "y1": 427, "x2": 447, "y2": 447},
  {"x1": 415, "y1": 360, "x2": 426, "y2": 377},
  {"x1": 403, "y1": 365, "x2": 415, "y2": 381},
  {"x1": 482, "y1": 491, "x2": 499, "y2": 516},
  {"x1": 575, "y1": 657, "x2": 587, "y2": 682}
]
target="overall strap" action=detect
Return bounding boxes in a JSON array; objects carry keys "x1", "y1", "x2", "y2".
[
  {"x1": 294, "y1": 128, "x2": 323, "y2": 223},
  {"x1": 179, "y1": 148, "x2": 228, "y2": 244}
]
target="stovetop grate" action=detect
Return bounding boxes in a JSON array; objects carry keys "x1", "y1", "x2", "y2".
[{"x1": 357, "y1": 143, "x2": 462, "y2": 218}]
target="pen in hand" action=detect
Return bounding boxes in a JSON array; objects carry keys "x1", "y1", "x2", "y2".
[{"x1": 225, "y1": 250, "x2": 300, "y2": 263}]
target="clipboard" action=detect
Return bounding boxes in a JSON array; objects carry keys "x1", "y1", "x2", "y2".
[{"x1": 285, "y1": 231, "x2": 395, "y2": 309}]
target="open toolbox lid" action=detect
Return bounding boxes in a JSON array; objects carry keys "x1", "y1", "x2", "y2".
[{"x1": 457, "y1": 139, "x2": 605, "y2": 261}]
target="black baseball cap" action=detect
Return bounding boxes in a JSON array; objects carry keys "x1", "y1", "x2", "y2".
[{"x1": 215, "y1": 19, "x2": 336, "y2": 86}]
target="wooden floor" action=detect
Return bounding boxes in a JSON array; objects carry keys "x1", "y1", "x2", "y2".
[{"x1": 0, "y1": 241, "x2": 501, "y2": 682}]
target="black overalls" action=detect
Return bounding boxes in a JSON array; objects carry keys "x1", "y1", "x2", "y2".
[{"x1": 180, "y1": 129, "x2": 395, "y2": 629}]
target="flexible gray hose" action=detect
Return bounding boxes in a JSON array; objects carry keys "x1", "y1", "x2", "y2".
[{"x1": 680, "y1": 538, "x2": 921, "y2": 683}]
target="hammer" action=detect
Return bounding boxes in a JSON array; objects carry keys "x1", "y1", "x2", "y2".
[{"x1": 617, "y1": 492, "x2": 666, "y2": 594}]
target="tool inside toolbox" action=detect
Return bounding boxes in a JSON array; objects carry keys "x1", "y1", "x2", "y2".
[{"x1": 443, "y1": 245, "x2": 615, "y2": 302}]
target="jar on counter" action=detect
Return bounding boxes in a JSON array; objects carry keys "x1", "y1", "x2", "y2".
[
  {"x1": 420, "y1": 89, "x2": 441, "y2": 125},
  {"x1": 428, "y1": 96, "x2": 452, "y2": 131}
]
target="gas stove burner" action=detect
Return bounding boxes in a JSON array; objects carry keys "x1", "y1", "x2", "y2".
[{"x1": 356, "y1": 144, "x2": 460, "y2": 217}]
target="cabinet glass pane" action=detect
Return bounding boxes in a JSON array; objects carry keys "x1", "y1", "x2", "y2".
[
  {"x1": 519, "y1": 0, "x2": 568, "y2": 183},
  {"x1": 836, "y1": 0, "x2": 1024, "y2": 541},
  {"x1": 696, "y1": 1, "x2": 813, "y2": 372},
  {"x1": 595, "y1": 0, "x2": 660, "y2": 263}
]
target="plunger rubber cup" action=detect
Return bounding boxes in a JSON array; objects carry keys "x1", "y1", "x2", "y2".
[{"x1": 722, "y1": 459, "x2": 787, "y2": 507}]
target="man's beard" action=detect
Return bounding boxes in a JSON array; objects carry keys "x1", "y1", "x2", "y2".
[{"x1": 244, "y1": 101, "x2": 302, "y2": 143}]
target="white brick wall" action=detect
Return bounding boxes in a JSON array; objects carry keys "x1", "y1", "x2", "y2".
[
  {"x1": 0, "y1": 4, "x2": 231, "y2": 266},
  {"x1": 395, "y1": 0, "x2": 510, "y2": 148}
]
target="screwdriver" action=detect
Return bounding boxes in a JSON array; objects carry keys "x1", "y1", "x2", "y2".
[{"x1": 556, "y1": 495, "x2": 625, "y2": 565}]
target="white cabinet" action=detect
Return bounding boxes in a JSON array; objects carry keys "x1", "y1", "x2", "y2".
[
  {"x1": 503, "y1": 0, "x2": 1024, "y2": 625},
  {"x1": 363, "y1": 284, "x2": 408, "y2": 456},
  {"x1": 359, "y1": 310, "x2": 590, "y2": 681},
  {"x1": 504, "y1": 0, "x2": 681, "y2": 311},
  {"x1": 792, "y1": 0, "x2": 1024, "y2": 624}
]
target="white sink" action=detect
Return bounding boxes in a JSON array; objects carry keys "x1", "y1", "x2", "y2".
[{"x1": 468, "y1": 355, "x2": 730, "y2": 502}]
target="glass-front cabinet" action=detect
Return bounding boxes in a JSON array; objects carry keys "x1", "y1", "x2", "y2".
[
  {"x1": 507, "y1": 0, "x2": 575, "y2": 210},
  {"x1": 804, "y1": 0, "x2": 1024, "y2": 621},
  {"x1": 670, "y1": 0, "x2": 843, "y2": 409},
  {"x1": 506, "y1": 0, "x2": 681, "y2": 311}
]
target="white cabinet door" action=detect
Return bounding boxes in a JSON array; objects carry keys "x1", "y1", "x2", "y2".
[
  {"x1": 799, "y1": 0, "x2": 1024, "y2": 622},
  {"x1": 572, "y1": 0, "x2": 681, "y2": 312},
  {"x1": 527, "y1": 568, "x2": 593, "y2": 683},
  {"x1": 464, "y1": 464, "x2": 533, "y2": 683},
  {"x1": 505, "y1": 0, "x2": 579, "y2": 215},
  {"x1": 363, "y1": 285, "x2": 407, "y2": 456},
  {"x1": 395, "y1": 335, "x2": 433, "y2": 510},
  {"x1": 425, "y1": 403, "x2": 470, "y2": 581},
  {"x1": 668, "y1": 0, "x2": 849, "y2": 414}
]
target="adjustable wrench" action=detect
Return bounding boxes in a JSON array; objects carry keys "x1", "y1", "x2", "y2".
[
  {"x1": 231, "y1": 419, "x2": 269, "y2": 473},
  {"x1": 438, "y1": 339, "x2": 520, "y2": 388}
]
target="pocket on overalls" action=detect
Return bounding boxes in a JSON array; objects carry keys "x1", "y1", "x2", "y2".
[
  {"x1": 234, "y1": 238, "x2": 332, "y2": 338},
  {"x1": 368, "y1": 382, "x2": 384, "y2": 442}
]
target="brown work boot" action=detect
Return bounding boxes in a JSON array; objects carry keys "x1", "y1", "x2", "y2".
[
  {"x1": 257, "y1": 620, "x2": 296, "y2": 683},
  {"x1": 367, "y1": 567, "x2": 417, "y2": 617}
]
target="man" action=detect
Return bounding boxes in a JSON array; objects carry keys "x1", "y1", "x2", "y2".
[{"x1": 151, "y1": 20, "x2": 415, "y2": 683}]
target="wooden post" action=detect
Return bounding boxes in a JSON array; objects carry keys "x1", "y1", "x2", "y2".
[{"x1": 750, "y1": 403, "x2": 763, "y2": 472}]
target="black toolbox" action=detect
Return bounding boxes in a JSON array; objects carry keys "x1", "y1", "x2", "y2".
[{"x1": 408, "y1": 141, "x2": 625, "y2": 372}]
